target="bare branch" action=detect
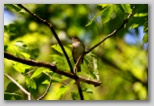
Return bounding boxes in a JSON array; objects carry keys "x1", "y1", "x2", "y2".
[
  {"x1": 4, "y1": 74, "x2": 31, "y2": 100},
  {"x1": 4, "y1": 51, "x2": 101, "y2": 86},
  {"x1": 73, "y1": 55, "x2": 84, "y2": 73},
  {"x1": 37, "y1": 80, "x2": 52, "y2": 100},
  {"x1": 4, "y1": 51, "x2": 57, "y2": 70},
  {"x1": 75, "y1": 79, "x2": 84, "y2": 100},
  {"x1": 17, "y1": 4, "x2": 74, "y2": 73}
]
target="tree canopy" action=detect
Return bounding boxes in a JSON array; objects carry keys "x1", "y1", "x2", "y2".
[{"x1": 4, "y1": 4, "x2": 148, "y2": 100}]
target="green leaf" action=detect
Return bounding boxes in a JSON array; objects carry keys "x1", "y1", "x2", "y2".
[
  {"x1": 16, "y1": 52, "x2": 31, "y2": 59},
  {"x1": 42, "y1": 80, "x2": 50, "y2": 85},
  {"x1": 50, "y1": 54, "x2": 69, "y2": 71},
  {"x1": 18, "y1": 9, "x2": 26, "y2": 15},
  {"x1": 13, "y1": 62, "x2": 31, "y2": 73},
  {"x1": 121, "y1": 4, "x2": 132, "y2": 13},
  {"x1": 71, "y1": 92, "x2": 78, "y2": 100},
  {"x1": 5, "y1": 82, "x2": 19, "y2": 93},
  {"x1": 142, "y1": 33, "x2": 148, "y2": 43},
  {"x1": 130, "y1": 24, "x2": 140, "y2": 29},
  {"x1": 5, "y1": 4, "x2": 26, "y2": 14},
  {"x1": 5, "y1": 4, "x2": 21, "y2": 12},
  {"x1": 5, "y1": 23, "x2": 18, "y2": 36},
  {"x1": 86, "y1": 5, "x2": 114, "y2": 26},
  {"x1": 51, "y1": 78, "x2": 63, "y2": 83},
  {"x1": 84, "y1": 53, "x2": 99, "y2": 80},
  {"x1": 25, "y1": 76, "x2": 36, "y2": 89},
  {"x1": 83, "y1": 88, "x2": 93, "y2": 94},
  {"x1": 98, "y1": 4, "x2": 112, "y2": 8},
  {"x1": 4, "y1": 92, "x2": 23, "y2": 100},
  {"x1": 144, "y1": 21, "x2": 148, "y2": 32},
  {"x1": 4, "y1": 25, "x2": 9, "y2": 32},
  {"x1": 144, "y1": 26, "x2": 148, "y2": 32},
  {"x1": 86, "y1": 10, "x2": 103, "y2": 27},
  {"x1": 14, "y1": 41, "x2": 29, "y2": 53},
  {"x1": 101, "y1": 5, "x2": 114, "y2": 24},
  {"x1": 51, "y1": 44, "x2": 72, "y2": 56},
  {"x1": 30, "y1": 68, "x2": 46, "y2": 79},
  {"x1": 51, "y1": 54, "x2": 63, "y2": 62},
  {"x1": 51, "y1": 44, "x2": 59, "y2": 54},
  {"x1": 4, "y1": 45, "x2": 8, "y2": 51},
  {"x1": 56, "y1": 86, "x2": 69, "y2": 99},
  {"x1": 113, "y1": 5, "x2": 124, "y2": 25}
]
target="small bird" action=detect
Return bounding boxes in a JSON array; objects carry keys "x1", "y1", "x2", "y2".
[{"x1": 72, "y1": 37, "x2": 85, "y2": 72}]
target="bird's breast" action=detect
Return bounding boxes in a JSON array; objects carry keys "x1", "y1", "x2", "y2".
[{"x1": 73, "y1": 42, "x2": 85, "y2": 60}]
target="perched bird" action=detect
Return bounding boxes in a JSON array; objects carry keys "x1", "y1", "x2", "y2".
[{"x1": 72, "y1": 36, "x2": 85, "y2": 72}]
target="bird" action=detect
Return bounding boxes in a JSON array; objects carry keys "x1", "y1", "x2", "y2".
[{"x1": 72, "y1": 36, "x2": 85, "y2": 72}]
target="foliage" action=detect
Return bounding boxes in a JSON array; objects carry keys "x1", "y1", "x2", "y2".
[{"x1": 4, "y1": 4, "x2": 148, "y2": 100}]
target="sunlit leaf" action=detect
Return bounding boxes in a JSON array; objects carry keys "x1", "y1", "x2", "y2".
[
  {"x1": 144, "y1": 21, "x2": 148, "y2": 32},
  {"x1": 101, "y1": 5, "x2": 114, "y2": 24},
  {"x1": 42, "y1": 80, "x2": 50, "y2": 85},
  {"x1": 25, "y1": 76, "x2": 36, "y2": 89},
  {"x1": 14, "y1": 41, "x2": 29, "y2": 52},
  {"x1": 134, "y1": 13, "x2": 148, "y2": 17},
  {"x1": 51, "y1": 44, "x2": 72, "y2": 57},
  {"x1": 30, "y1": 68, "x2": 46, "y2": 79},
  {"x1": 121, "y1": 4, "x2": 132, "y2": 13},
  {"x1": 56, "y1": 86, "x2": 69, "y2": 99},
  {"x1": 50, "y1": 54, "x2": 70, "y2": 71},
  {"x1": 130, "y1": 24, "x2": 139, "y2": 29},
  {"x1": 98, "y1": 4, "x2": 112, "y2": 8},
  {"x1": 83, "y1": 88, "x2": 93, "y2": 94},
  {"x1": 51, "y1": 78, "x2": 63, "y2": 83},
  {"x1": 13, "y1": 62, "x2": 31, "y2": 73},
  {"x1": 86, "y1": 5, "x2": 114, "y2": 26}
]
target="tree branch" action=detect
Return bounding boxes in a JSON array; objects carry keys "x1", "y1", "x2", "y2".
[
  {"x1": 73, "y1": 55, "x2": 84, "y2": 73},
  {"x1": 17, "y1": 4, "x2": 74, "y2": 73},
  {"x1": 4, "y1": 51, "x2": 101, "y2": 87},
  {"x1": 76, "y1": 79, "x2": 84, "y2": 100},
  {"x1": 37, "y1": 80, "x2": 52, "y2": 100},
  {"x1": 4, "y1": 74, "x2": 31, "y2": 100}
]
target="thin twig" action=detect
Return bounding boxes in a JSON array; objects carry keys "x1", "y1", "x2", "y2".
[
  {"x1": 4, "y1": 51, "x2": 101, "y2": 86},
  {"x1": 4, "y1": 74, "x2": 31, "y2": 100},
  {"x1": 37, "y1": 80, "x2": 52, "y2": 100},
  {"x1": 17, "y1": 4, "x2": 74, "y2": 73},
  {"x1": 73, "y1": 55, "x2": 84, "y2": 73}
]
